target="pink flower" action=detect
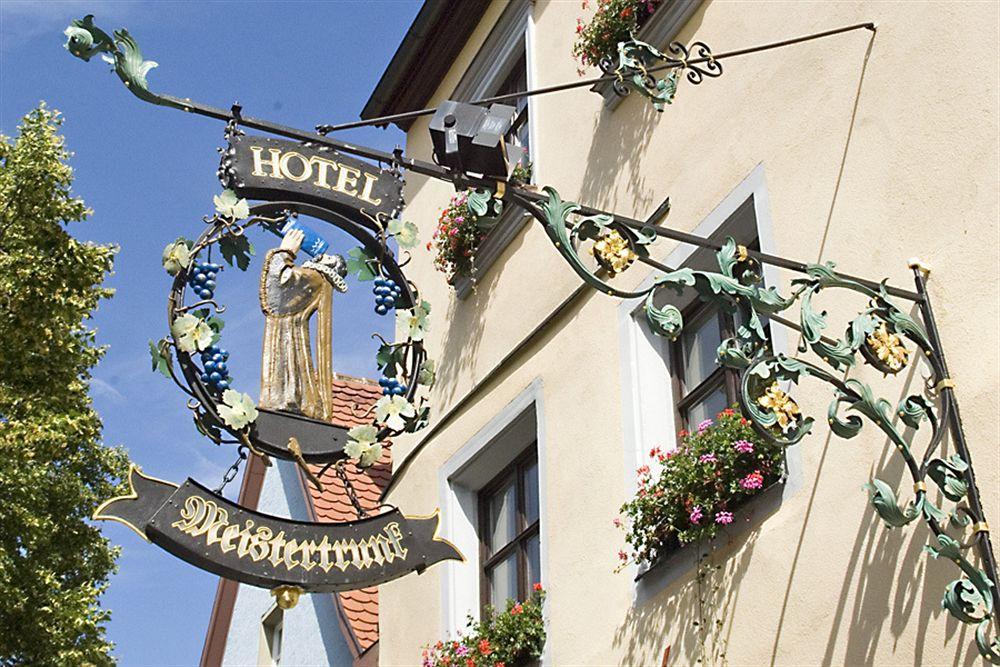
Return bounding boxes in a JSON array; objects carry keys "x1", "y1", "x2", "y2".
[
  {"x1": 456, "y1": 645, "x2": 470, "y2": 657},
  {"x1": 511, "y1": 602, "x2": 523, "y2": 615},
  {"x1": 613, "y1": 517, "x2": 622, "y2": 528},
  {"x1": 740, "y1": 470, "x2": 764, "y2": 490},
  {"x1": 697, "y1": 418, "x2": 714, "y2": 432},
  {"x1": 689, "y1": 505, "x2": 703, "y2": 524},
  {"x1": 618, "y1": 550, "x2": 628, "y2": 561},
  {"x1": 699, "y1": 453, "x2": 717, "y2": 464},
  {"x1": 637, "y1": 464, "x2": 650, "y2": 476},
  {"x1": 733, "y1": 439, "x2": 754, "y2": 454},
  {"x1": 649, "y1": 447, "x2": 662, "y2": 458},
  {"x1": 715, "y1": 511, "x2": 734, "y2": 525}
]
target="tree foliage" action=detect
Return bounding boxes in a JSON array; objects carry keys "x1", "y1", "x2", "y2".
[{"x1": 0, "y1": 104, "x2": 130, "y2": 665}]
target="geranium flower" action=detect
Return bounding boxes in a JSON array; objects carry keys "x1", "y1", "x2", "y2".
[
  {"x1": 740, "y1": 470, "x2": 764, "y2": 490},
  {"x1": 533, "y1": 582, "x2": 543, "y2": 592},
  {"x1": 689, "y1": 506, "x2": 703, "y2": 524},
  {"x1": 618, "y1": 550, "x2": 628, "y2": 561},
  {"x1": 715, "y1": 511, "x2": 734, "y2": 525},
  {"x1": 511, "y1": 602, "x2": 523, "y2": 615},
  {"x1": 478, "y1": 639, "x2": 492, "y2": 656},
  {"x1": 697, "y1": 418, "x2": 714, "y2": 432},
  {"x1": 733, "y1": 439, "x2": 754, "y2": 453},
  {"x1": 699, "y1": 453, "x2": 717, "y2": 464},
  {"x1": 455, "y1": 644, "x2": 469, "y2": 657}
]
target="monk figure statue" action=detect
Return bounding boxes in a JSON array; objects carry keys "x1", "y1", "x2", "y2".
[{"x1": 259, "y1": 228, "x2": 347, "y2": 421}]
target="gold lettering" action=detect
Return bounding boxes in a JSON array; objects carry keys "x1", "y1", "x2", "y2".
[
  {"x1": 169, "y1": 495, "x2": 414, "y2": 574},
  {"x1": 249, "y1": 526, "x2": 273, "y2": 562},
  {"x1": 333, "y1": 164, "x2": 361, "y2": 196},
  {"x1": 172, "y1": 495, "x2": 207, "y2": 533},
  {"x1": 236, "y1": 520, "x2": 255, "y2": 558},
  {"x1": 358, "y1": 172, "x2": 383, "y2": 205},
  {"x1": 219, "y1": 523, "x2": 240, "y2": 554},
  {"x1": 268, "y1": 531, "x2": 287, "y2": 568},
  {"x1": 385, "y1": 522, "x2": 408, "y2": 560},
  {"x1": 251, "y1": 147, "x2": 282, "y2": 178},
  {"x1": 283, "y1": 538, "x2": 301, "y2": 571},
  {"x1": 309, "y1": 156, "x2": 339, "y2": 189},
  {"x1": 279, "y1": 151, "x2": 312, "y2": 182}
]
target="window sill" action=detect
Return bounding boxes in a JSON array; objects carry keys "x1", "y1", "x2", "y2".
[
  {"x1": 591, "y1": 0, "x2": 703, "y2": 109},
  {"x1": 634, "y1": 479, "x2": 785, "y2": 585},
  {"x1": 453, "y1": 204, "x2": 533, "y2": 300}
]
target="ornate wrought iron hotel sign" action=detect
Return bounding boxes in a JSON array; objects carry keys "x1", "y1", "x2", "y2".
[
  {"x1": 221, "y1": 135, "x2": 402, "y2": 220},
  {"x1": 97, "y1": 468, "x2": 460, "y2": 593}
]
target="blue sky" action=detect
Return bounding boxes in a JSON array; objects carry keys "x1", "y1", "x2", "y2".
[{"x1": 1, "y1": 1, "x2": 420, "y2": 663}]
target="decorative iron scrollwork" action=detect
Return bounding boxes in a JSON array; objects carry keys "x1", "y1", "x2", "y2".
[{"x1": 600, "y1": 38, "x2": 722, "y2": 111}]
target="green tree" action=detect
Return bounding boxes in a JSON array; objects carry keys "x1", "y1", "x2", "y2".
[{"x1": 0, "y1": 104, "x2": 130, "y2": 665}]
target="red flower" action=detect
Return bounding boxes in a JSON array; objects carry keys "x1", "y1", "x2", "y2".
[
  {"x1": 533, "y1": 582, "x2": 543, "y2": 592},
  {"x1": 479, "y1": 639, "x2": 492, "y2": 656},
  {"x1": 511, "y1": 602, "x2": 523, "y2": 615},
  {"x1": 678, "y1": 429, "x2": 688, "y2": 437},
  {"x1": 465, "y1": 660, "x2": 475, "y2": 667}
]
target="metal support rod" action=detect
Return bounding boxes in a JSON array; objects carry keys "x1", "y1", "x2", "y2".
[
  {"x1": 156, "y1": 92, "x2": 921, "y2": 301},
  {"x1": 911, "y1": 265, "x2": 1000, "y2": 624},
  {"x1": 316, "y1": 22, "x2": 877, "y2": 134}
]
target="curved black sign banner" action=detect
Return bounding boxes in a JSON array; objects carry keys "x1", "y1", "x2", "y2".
[
  {"x1": 222, "y1": 135, "x2": 403, "y2": 221},
  {"x1": 96, "y1": 467, "x2": 463, "y2": 593}
]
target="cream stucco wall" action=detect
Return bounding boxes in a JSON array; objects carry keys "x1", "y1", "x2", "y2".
[{"x1": 379, "y1": 2, "x2": 999, "y2": 665}]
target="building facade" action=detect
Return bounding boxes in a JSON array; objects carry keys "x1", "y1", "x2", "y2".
[{"x1": 363, "y1": 1, "x2": 999, "y2": 665}]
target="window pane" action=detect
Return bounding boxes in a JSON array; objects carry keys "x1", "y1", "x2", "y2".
[
  {"x1": 526, "y1": 533, "x2": 541, "y2": 593},
  {"x1": 523, "y1": 460, "x2": 539, "y2": 525},
  {"x1": 486, "y1": 480, "x2": 516, "y2": 553},
  {"x1": 682, "y1": 311, "x2": 722, "y2": 388},
  {"x1": 488, "y1": 552, "x2": 518, "y2": 607},
  {"x1": 685, "y1": 385, "x2": 728, "y2": 429}
]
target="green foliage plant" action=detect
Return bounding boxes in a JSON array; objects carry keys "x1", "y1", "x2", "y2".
[
  {"x1": 616, "y1": 409, "x2": 783, "y2": 568},
  {"x1": 572, "y1": 0, "x2": 661, "y2": 75},
  {"x1": 422, "y1": 585, "x2": 546, "y2": 667},
  {"x1": 0, "y1": 104, "x2": 130, "y2": 665}
]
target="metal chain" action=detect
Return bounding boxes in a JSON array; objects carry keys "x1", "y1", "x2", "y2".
[
  {"x1": 335, "y1": 461, "x2": 368, "y2": 518},
  {"x1": 214, "y1": 446, "x2": 249, "y2": 495}
]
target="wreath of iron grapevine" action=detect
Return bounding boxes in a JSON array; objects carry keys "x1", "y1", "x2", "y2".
[{"x1": 64, "y1": 13, "x2": 997, "y2": 661}]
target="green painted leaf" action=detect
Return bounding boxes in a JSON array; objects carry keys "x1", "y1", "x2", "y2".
[
  {"x1": 466, "y1": 188, "x2": 501, "y2": 219},
  {"x1": 375, "y1": 344, "x2": 404, "y2": 378},
  {"x1": 148, "y1": 339, "x2": 172, "y2": 378},
  {"x1": 927, "y1": 455, "x2": 969, "y2": 502},
  {"x1": 897, "y1": 395, "x2": 933, "y2": 429},
  {"x1": 975, "y1": 618, "x2": 1000, "y2": 664},
  {"x1": 644, "y1": 295, "x2": 683, "y2": 340},
  {"x1": 218, "y1": 234, "x2": 255, "y2": 271},
  {"x1": 388, "y1": 219, "x2": 419, "y2": 248},
  {"x1": 418, "y1": 358, "x2": 436, "y2": 387},
  {"x1": 217, "y1": 389, "x2": 258, "y2": 430},
  {"x1": 864, "y1": 478, "x2": 918, "y2": 528},
  {"x1": 346, "y1": 246, "x2": 377, "y2": 281}
]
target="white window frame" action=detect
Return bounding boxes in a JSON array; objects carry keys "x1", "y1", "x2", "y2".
[
  {"x1": 452, "y1": 0, "x2": 537, "y2": 299},
  {"x1": 617, "y1": 164, "x2": 802, "y2": 597},
  {"x1": 259, "y1": 603, "x2": 284, "y2": 667},
  {"x1": 437, "y1": 379, "x2": 549, "y2": 661}
]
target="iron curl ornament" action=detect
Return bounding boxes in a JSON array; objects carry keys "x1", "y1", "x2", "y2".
[
  {"x1": 600, "y1": 38, "x2": 722, "y2": 111},
  {"x1": 514, "y1": 186, "x2": 999, "y2": 663}
]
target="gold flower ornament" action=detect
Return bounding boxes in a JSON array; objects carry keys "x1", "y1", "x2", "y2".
[
  {"x1": 757, "y1": 382, "x2": 801, "y2": 433},
  {"x1": 866, "y1": 323, "x2": 909, "y2": 373},
  {"x1": 592, "y1": 229, "x2": 638, "y2": 276}
]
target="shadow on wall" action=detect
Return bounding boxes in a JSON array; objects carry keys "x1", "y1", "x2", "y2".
[
  {"x1": 576, "y1": 5, "x2": 707, "y2": 216},
  {"x1": 612, "y1": 529, "x2": 763, "y2": 665},
  {"x1": 434, "y1": 227, "x2": 528, "y2": 408}
]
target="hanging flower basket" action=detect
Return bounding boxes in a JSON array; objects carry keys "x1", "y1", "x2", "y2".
[
  {"x1": 430, "y1": 189, "x2": 503, "y2": 282},
  {"x1": 422, "y1": 586, "x2": 546, "y2": 667},
  {"x1": 616, "y1": 409, "x2": 785, "y2": 568},
  {"x1": 572, "y1": 0, "x2": 661, "y2": 74}
]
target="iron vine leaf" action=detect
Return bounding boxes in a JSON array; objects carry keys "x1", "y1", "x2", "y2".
[
  {"x1": 927, "y1": 455, "x2": 969, "y2": 502},
  {"x1": 346, "y1": 246, "x2": 377, "y2": 282},
  {"x1": 864, "y1": 478, "x2": 919, "y2": 528},
  {"x1": 218, "y1": 234, "x2": 254, "y2": 271},
  {"x1": 148, "y1": 339, "x2": 172, "y2": 378}
]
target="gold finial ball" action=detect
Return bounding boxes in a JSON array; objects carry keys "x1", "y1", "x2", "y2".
[{"x1": 272, "y1": 585, "x2": 303, "y2": 610}]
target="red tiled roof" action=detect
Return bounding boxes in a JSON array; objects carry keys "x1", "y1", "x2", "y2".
[{"x1": 305, "y1": 375, "x2": 389, "y2": 653}]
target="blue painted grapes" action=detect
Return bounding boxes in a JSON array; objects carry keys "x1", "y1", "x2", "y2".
[
  {"x1": 199, "y1": 345, "x2": 231, "y2": 393},
  {"x1": 188, "y1": 260, "x2": 222, "y2": 300},
  {"x1": 378, "y1": 376, "x2": 407, "y2": 396},
  {"x1": 373, "y1": 277, "x2": 402, "y2": 316}
]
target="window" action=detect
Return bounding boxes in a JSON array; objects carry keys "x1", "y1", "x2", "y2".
[
  {"x1": 261, "y1": 605, "x2": 283, "y2": 666},
  {"x1": 478, "y1": 448, "x2": 540, "y2": 611},
  {"x1": 670, "y1": 241, "x2": 767, "y2": 436},
  {"x1": 491, "y1": 52, "x2": 530, "y2": 171}
]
